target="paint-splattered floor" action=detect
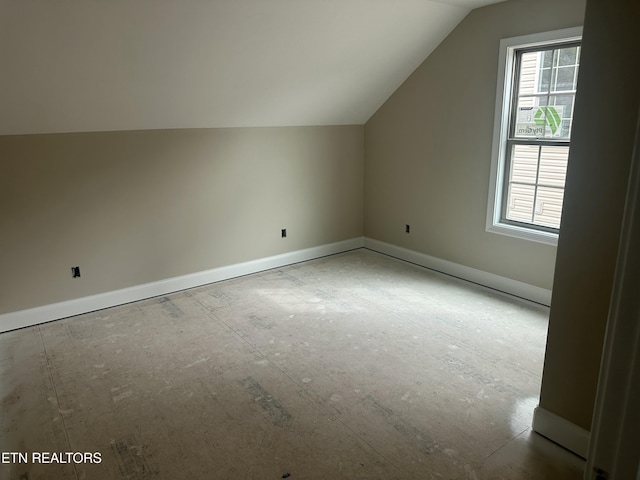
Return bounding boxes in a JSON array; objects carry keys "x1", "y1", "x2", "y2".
[{"x1": 0, "y1": 249, "x2": 584, "y2": 479}]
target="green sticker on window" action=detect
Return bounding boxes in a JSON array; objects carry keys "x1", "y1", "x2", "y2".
[
  {"x1": 516, "y1": 105, "x2": 564, "y2": 137},
  {"x1": 534, "y1": 106, "x2": 562, "y2": 135}
]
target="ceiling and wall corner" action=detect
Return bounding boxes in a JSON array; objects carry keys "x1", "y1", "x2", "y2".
[{"x1": 0, "y1": 0, "x2": 505, "y2": 136}]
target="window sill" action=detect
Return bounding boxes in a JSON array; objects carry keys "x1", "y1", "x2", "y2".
[{"x1": 487, "y1": 222, "x2": 558, "y2": 246}]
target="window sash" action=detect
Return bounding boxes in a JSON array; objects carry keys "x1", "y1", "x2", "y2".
[{"x1": 501, "y1": 140, "x2": 569, "y2": 233}]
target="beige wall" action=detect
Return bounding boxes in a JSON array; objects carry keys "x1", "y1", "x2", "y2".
[
  {"x1": 0, "y1": 126, "x2": 364, "y2": 314},
  {"x1": 540, "y1": 0, "x2": 640, "y2": 431},
  {"x1": 364, "y1": 0, "x2": 586, "y2": 290}
]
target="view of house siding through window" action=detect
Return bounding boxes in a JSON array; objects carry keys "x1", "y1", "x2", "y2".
[{"x1": 505, "y1": 44, "x2": 580, "y2": 230}]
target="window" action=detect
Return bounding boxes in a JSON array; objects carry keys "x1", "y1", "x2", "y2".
[{"x1": 487, "y1": 27, "x2": 582, "y2": 245}]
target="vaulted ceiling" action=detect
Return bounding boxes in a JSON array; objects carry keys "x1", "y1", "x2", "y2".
[{"x1": 0, "y1": 0, "x2": 504, "y2": 135}]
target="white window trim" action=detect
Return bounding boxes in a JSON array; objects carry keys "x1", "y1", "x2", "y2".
[{"x1": 486, "y1": 26, "x2": 583, "y2": 246}]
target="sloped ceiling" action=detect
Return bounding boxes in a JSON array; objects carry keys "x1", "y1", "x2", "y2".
[{"x1": 0, "y1": 0, "x2": 505, "y2": 135}]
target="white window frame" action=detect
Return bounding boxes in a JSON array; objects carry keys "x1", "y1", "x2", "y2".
[{"x1": 486, "y1": 27, "x2": 582, "y2": 246}]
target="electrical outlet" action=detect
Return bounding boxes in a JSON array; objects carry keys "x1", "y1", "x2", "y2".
[
  {"x1": 71, "y1": 266, "x2": 81, "y2": 278},
  {"x1": 281, "y1": 228, "x2": 287, "y2": 238},
  {"x1": 406, "y1": 224, "x2": 410, "y2": 233}
]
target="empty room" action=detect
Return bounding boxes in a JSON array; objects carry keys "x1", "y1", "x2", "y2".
[{"x1": 1, "y1": 0, "x2": 639, "y2": 479}]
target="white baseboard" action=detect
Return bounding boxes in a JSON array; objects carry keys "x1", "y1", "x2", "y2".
[
  {"x1": 532, "y1": 405, "x2": 590, "y2": 458},
  {"x1": 1, "y1": 237, "x2": 551, "y2": 332},
  {"x1": 363, "y1": 238, "x2": 552, "y2": 306},
  {"x1": 0, "y1": 237, "x2": 364, "y2": 333}
]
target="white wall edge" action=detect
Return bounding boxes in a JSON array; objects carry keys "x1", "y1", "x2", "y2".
[
  {"x1": 364, "y1": 237, "x2": 552, "y2": 306},
  {"x1": 0, "y1": 237, "x2": 365, "y2": 333},
  {"x1": 532, "y1": 405, "x2": 590, "y2": 459}
]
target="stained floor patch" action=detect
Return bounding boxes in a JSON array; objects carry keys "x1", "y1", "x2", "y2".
[
  {"x1": 111, "y1": 435, "x2": 154, "y2": 479},
  {"x1": 158, "y1": 297, "x2": 184, "y2": 318},
  {"x1": 362, "y1": 394, "x2": 438, "y2": 455},
  {"x1": 240, "y1": 376, "x2": 292, "y2": 426}
]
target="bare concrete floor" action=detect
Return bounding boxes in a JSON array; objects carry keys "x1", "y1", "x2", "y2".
[{"x1": 1, "y1": 249, "x2": 584, "y2": 479}]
